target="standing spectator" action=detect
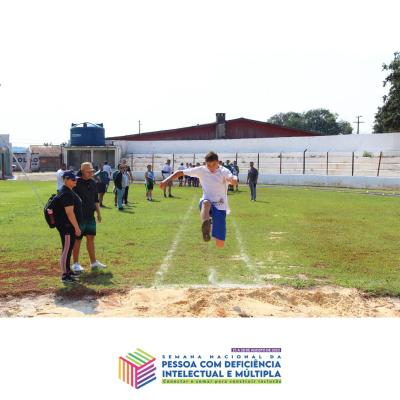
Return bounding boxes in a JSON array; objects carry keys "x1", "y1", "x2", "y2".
[
  {"x1": 225, "y1": 160, "x2": 234, "y2": 191},
  {"x1": 72, "y1": 162, "x2": 106, "y2": 272},
  {"x1": 122, "y1": 165, "x2": 130, "y2": 203},
  {"x1": 232, "y1": 160, "x2": 240, "y2": 192},
  {"x1": 178, "y1": 163, "x2": 185, "y2": 186},
  {"x1": 56, "y1": 163, "x2": 67, "y2": 193},
  {"x1": 247, "y1": 161, "x2": 259, "y2": 201},
  {"x1": 161, "y1": 159, "x2": 173, "y2": 198},
  {"x1": 225, "y1": 160, "x2": 232, "y2": 171},
  {"x1": 117, "y1": 159, "x2": 133, "y2": 204},
  {"x1": 94, "y1": 163, "x2": 109, "y2": 207},
  {"x1": 112, "y1": 168, "x2": 119, "y2": 207},
  {"x1": 102, "y1": 161, "x2": 112, "y2": 191},
  {"x1": 114, "y1": 164, "x2": 128, "y2": 210},
  {"x1": 184, "y1": 162, "x2": 190, "y2": 186},
  {"x1": 193, "y1": 162, "x2": 201, "y2": 187},
  {"x1": 55, "y1": 170, "x2": 82, "y2": 283},
  {"x1": 145, "y1": 164, "x2": 155, "y2": 201}
]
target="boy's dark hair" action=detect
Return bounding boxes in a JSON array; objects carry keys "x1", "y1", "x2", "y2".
[{"x1": 205, "y1": 151, "x2": 219, "y2": 162}]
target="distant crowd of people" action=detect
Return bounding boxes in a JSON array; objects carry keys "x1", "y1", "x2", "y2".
[{"x1": 53, "y1": 155, "x2": 259, "y2": 283}]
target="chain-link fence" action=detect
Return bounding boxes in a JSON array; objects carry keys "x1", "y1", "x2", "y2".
[{"x1": 125, "y1": 150, "x2": 400, "y2": 179}]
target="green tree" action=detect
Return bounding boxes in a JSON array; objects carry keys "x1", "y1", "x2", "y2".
[
  {"x1": 374, "y1": 52, "x2": 400, "y2": 133},
  {"x1": 268, "y1": 108, "x2": 353, "y2": 135},
  {"x1": 267, "y1": 112, "x2": 305, "y2": 130},
  {"x1": 337, "y1": 120, "x2": 353, "y2": 135}
]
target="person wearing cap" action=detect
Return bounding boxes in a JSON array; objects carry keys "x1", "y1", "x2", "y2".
[
  {"x1": 72, "y1": 162, "x2": 106, "y2": 272},
  {"x1": 55, "y1": 170, "x2": 82, "y2": 283}
]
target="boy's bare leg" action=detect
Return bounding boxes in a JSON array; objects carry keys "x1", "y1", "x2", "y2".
[
  {"x1": 201, "y1": 200, "x2": 212, "y2": 241},
  {"x1": 201, "y1": 200, "x2": 211, "y2": 222},
  {"x1": 72, "y1": 239, "x2": 81, "y2": 263},
  {"x1": 86, "y1": 235, "x2": 96, "y2": 264},
  {"x1": 216, "y1": 239, "x2": 225, "y2": 248}
]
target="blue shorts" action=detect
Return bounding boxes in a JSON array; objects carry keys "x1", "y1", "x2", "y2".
[{"x1": 199, "y1": 200, "x2": 227, "y2": 241}]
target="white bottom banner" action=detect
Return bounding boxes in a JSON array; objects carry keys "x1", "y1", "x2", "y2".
[{"x1": 0, "y1": 318, "x2": 398, "y2": 399}]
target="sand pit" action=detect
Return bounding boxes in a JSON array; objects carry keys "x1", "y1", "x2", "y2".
[{"x1": 1, "y1": 285, "x2": 400, "y2": 317}]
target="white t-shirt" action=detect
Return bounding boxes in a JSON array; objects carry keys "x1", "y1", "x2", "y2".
[
  {"x1": 183, "y1": 166, "x2": 234, "y2": 213},
  {"x1": 103, "y1": 164, "x2": 112, "y2": 178},
  {"x1": 162, "y1": 164, "x2": 173, "y2": 175},
  {"x1": 56, "y1": 169, "x2": 65, "y2": 190},
  {"x1": 178, "y1": 165, "x2": 186, "y2": 171}
]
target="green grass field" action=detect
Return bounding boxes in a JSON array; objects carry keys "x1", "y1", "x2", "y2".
[{"x1": 1, "y1": 180, "x2": 400, "y2": 297}]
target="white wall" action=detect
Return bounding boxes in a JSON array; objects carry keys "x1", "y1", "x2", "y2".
[
  {"x1": 256, "y1": 174, "x2": 400, "y2": 189},
  {"x1": 109, "y1": 133, "x2": 400, "y2": 155}
]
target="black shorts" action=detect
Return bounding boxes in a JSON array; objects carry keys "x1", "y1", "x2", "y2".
[
  {"x1": 77, "y1": 218, "x2": 97, "y2": 239},
  {"x1": 145, "y1": 181, "x2": 154, "y2": 190},
  {"x1": 97, "y1": 182, "x2": 106, "y2": 194}
]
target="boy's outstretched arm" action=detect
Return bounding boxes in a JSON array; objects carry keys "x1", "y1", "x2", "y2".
[
  {"x1": 159, "y1": 171, "x2": 184, "y2": 190},
  {"x1": 226, "y1": 175, "x2": 238, "y2": 185}
]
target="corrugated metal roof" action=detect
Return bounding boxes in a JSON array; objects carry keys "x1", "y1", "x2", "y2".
[{"x1": 107, "y1": 117, "x2": 321, "y2": 141}]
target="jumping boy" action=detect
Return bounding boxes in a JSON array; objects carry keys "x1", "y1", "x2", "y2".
[{"x1": 160, "y1": 151, "x2": 237, "y2": 248}]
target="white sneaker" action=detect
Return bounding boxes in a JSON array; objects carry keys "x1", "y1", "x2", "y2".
[
  {"x1": 91, "y1": 260, "x2": 107, "y2": 270},
  {"x1": 72, "y1": 262, "x2": 85, "y2": 273}
]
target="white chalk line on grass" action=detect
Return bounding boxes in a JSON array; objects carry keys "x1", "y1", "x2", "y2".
[
  {"x1": 153, "y1": 197, "x2": 196, "y2": 287},
  {"x1": 231, "y1": 219, "x2": 263, "y2": 284},
  {"x1": 208, "y1": 268, "x2": 217, "y2": 285}
]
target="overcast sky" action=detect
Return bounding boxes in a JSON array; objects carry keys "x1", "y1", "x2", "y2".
[{"x1": 0, "y1": 0, "x2": 399, "y2": 146}]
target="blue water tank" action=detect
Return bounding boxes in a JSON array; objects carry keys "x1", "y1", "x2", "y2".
[{"x1": 70, "y1": 122, "x2": 105, "y2": 146}]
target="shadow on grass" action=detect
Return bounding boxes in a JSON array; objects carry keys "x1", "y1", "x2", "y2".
[
  {"x1": 54, "y1": 271, "x2": 115, "y2": 315},
  {"x1": 163, "y1": 195, "x2": 182, "y2": 200},
  {"x1": 79, "y1": 271, "x2": 114, "y2": 286}
]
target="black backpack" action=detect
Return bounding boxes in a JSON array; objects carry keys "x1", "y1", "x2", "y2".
[{"x1": 44, "y1": 194, "x2": 60, "y2": 229}]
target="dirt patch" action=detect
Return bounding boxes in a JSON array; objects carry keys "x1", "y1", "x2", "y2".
[
  {"x1": 0, "y1": 258, "x2": 60, "y2": 298},
  {"x1": 1, "y1": 285, "x2": 400, "y2": 317}
]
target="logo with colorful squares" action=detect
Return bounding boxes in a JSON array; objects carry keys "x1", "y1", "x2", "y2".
[{"x1": 118, "y1": 348, "x2": 157, "y2": 389}]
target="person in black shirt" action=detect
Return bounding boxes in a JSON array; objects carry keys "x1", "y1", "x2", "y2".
[
  {"x1": 55, "y1": 170, "x2": 82, "y2": 283},
  {"x1": 72, "y1": 162, "x2": 106, "y2": 273},
  {"x1": 232, "y1": 160, "x2": 240, "y2": 192},
  {"x1": 246, "y1": 161, "x2": 259, "y2": 201}
]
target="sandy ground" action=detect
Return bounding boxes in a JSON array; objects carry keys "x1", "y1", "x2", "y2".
[{"x1": 1, "y1": 285, "x2": 400, "y2": 317}]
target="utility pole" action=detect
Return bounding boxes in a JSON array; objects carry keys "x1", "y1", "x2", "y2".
[
  {"x1": 353, "y1": 116, "x2": 364, "y2": 134},
  {"x1": 138, "y1": 120, "x2": 142, "y2": 134}
]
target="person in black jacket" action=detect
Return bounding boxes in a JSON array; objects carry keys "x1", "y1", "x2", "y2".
[
  {"x1": 117, "y1": 159, "x2": 133, "y2": 204},
  {"x1": 114, "y1": 164, "x2": 127, "y2": 210},
  {"x1": 71, "y1": 162, "x2": 106, "y2": 273},
  {"x1": 55, "y1": 170, "x2": 82, "y2": 283}
]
